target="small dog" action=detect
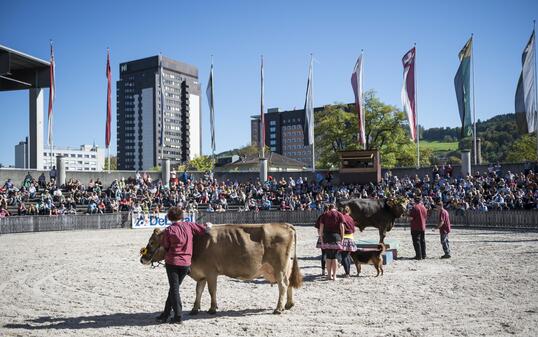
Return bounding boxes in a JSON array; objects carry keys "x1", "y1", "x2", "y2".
[{"x1": 350, "y1": 244, "x2": 386, "y2": 277}]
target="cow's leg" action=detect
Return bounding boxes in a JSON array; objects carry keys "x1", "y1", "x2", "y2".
[
  {"x1": 379, "y1": 228, "x2": 386, "y2": 243},
  {"x1": 190, "y1": 279, "x2": 206, "y2": 315},
  {"x1": 206, "y1": 274, "x2": 218, "y2": 314},
  {"x1": 274, "y1": 270, "x2": 289, "y2": 314},
  {"x1": 285, "y1": 286, "x2": 294, "y2": 310}
]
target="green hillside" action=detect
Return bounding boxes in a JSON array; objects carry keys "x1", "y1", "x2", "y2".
[{"x1": 420, "y1": 141, "x2": 458, "y2": 152}]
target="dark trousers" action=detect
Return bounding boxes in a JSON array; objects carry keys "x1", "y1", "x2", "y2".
[
  {"x1": 164, "y1": 264, "x2": 190, "y2": 318},
  {"x1": 340, "y1": 251, "x2": 352, "y2": 275},
  {"x1": 320, "y1": 250, "x2": 326, "y2": 271},
  {"x1": 440, "y1": 232, "x2": 450, "y2": 255},
  {"x1": 411, "y1": 230, "x2": 426, "y2": 259}
]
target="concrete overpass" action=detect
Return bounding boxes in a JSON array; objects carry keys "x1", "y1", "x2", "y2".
[{"x1": 0, "y1": 44, "x2": 51, "y2": 169}]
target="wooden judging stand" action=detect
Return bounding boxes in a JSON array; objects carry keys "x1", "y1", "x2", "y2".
[{"x1": 338, "y1": 150, "x2": 381, "y2": 184}]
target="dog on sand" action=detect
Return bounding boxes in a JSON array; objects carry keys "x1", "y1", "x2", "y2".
[{"x1": 349, "y1": 244, "x2": 386, "y2": 277}]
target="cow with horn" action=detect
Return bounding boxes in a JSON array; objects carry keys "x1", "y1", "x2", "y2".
[
  {"x1": 140, "y1": 221, "x2": 303, "y2": 315},
  {"x1": 337, "y1": 196, "x2": 409, "y2": 243}
]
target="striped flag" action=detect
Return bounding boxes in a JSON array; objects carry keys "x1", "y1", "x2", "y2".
[
  {"x1": 105, "y1": 48, "x2": 112, "y2": 148},
  {"x1": 351, "y1": 53, "x2": 365, "y2": 146},
  {"x1": 515, "y1": 30, "x2": 536, "y2": 134},
  {"x1": 454, "y1": 37, "x2": 473, "y2": 138},
  {"x1": 303, "y1": 55, "x2": 314, "y2": 146},
  {"x1": 260, "y1": 56, "x2": 265, "y2": 153},
  {"x1": 47, "y1": 41, "x2": 55, "y2": 147},
  {"x1": 159, "y1": 58, "x2": 165, "y2": 150},
  {"x1": 206, "y1": 61, "x2": 216, "y2": 155},
  {"x1": 401, "y1": 47, "x2": 417, "y2": 141}
]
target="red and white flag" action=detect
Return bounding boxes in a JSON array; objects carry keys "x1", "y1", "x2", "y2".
[
  {"x1": 47, "y1": 41, "x2": 55, "y2": 147},
  {"x1": 401, "y1": 47, "x2": 417, "y2": 141},
  {"x1": 105, "y1": 48, "x2": 112, "y2": 148},
  {"x1": 351, "y1": 54, "x2": 365, "y2": 146}
]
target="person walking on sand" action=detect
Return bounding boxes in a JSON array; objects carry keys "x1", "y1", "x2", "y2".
[
  {"x1": 156, "y1": 206, "x2": 212, "y2": 324},
  {"x1": 339, "y1": 206, "x2": 357, "y2": 277},
  {"x1": 318, "y1": 204, "x2": 345, "y2": 280},
  {"x1": 409, "y1": 197, "x2": 428, "y2": 260},
  {"x1": 436, "y1": 199, "x2": 451, "y2": 259}
]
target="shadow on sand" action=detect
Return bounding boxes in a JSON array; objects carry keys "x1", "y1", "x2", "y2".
[{"x1": 3, "y1": 308, "x2": 267, "y2": 330}]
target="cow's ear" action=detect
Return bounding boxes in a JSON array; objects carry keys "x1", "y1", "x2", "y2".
[{"x1": 153, "y1": 228, "x2": 161, "y2": 234}]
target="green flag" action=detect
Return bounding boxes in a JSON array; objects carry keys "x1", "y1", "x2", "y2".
[{"x1": 454, "y1": 37, "x2": 473, "y2": 138}]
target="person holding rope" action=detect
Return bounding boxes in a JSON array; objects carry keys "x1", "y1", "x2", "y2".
[{"x1": 156, "y1": 206, "x2": 212, "y2": 324}]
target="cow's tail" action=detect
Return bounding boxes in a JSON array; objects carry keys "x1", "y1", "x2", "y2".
[{"x1": 289, "y1": 226, "x2": 303, "y2": 288}]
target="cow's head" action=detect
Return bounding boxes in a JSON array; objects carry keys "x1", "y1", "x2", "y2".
[
  {"x1": 140, "y1": 228, "x2": 165, "y2": 265},
  {"x1": 385, "y1": 196, "x2": 408, "y2": 218}
]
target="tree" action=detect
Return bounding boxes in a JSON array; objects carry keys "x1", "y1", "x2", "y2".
[
  {"x1": 104, "y1": 156, "x2": 117, "y2": 170},
  {"x1": 506, "y1": 133, "x2": 538, "y2": 162},
  {"x1": 187, "y1": 155, "x2": 215, "y2": 172},
  {"x1": 315, "y1": 91, "x2": 418, "y2": 168}
]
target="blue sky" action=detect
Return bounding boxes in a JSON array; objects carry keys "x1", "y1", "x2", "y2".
[{"x1": 0, "y1": 0, "x2": 537, "y2": 166}]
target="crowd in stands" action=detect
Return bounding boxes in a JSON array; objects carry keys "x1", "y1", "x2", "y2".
[{"x1": 0, "y1": 164, "x2": 536, "y2": 218}]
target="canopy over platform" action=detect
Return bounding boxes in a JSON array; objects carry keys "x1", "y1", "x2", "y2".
[{"x1": 0, "y1": 44, "x2": 50, "y2": 91}]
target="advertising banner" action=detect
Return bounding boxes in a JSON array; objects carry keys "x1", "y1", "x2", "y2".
[{"x1": 131, "y1": 212, "x2": 196, "y2": 229}]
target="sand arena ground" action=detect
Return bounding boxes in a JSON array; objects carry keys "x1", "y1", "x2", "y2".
[{"x1": 1, "y1": 225, "x2": 538, "y2": 337}]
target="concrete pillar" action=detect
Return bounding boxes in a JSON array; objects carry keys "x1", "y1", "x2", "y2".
[
  {"x1": 461, "y1": 150, "x2": 471, "y2": 177},
  {"x1": 259, "y1": 158, "x2": 268, "y2": 182},
  {"x1": 56, "y1": 155, "x2": 66, "y2": 187},
  {"x1": 29, "y1": 88, "x2": 44, "y2": 169},
  {"x1": 161, "y1": 158, "x2": 170, "y2": 185},
  {"x1": 476, "y1": 138, "x2": 482, "y2": 164}
]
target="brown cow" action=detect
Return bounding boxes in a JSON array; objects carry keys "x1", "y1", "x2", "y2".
[
  {"x1": 337, "y1": 197, "x2": 408, "y2": 243},
  {"x1": 140, "y1": 223, "x2": 303, "y2": 314}
]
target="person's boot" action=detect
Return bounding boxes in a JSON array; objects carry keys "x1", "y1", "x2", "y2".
[
  {"x1": 155, "y1": 312, "x2": 170, "y2": 323},
  {"x1": 170, "y1": 316, "x2": 183, "y2": 324}
]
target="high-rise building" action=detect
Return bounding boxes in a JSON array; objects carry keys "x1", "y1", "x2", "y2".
[
  {"x1": 251, "y1": 107, "x2": 324, "y2": 168},
  {"x1": 14, "y1": 138, "x2": 28, "y2": 169},
  {"x1": 116, "y1": 55, "x2": 201, "y2": 170}
]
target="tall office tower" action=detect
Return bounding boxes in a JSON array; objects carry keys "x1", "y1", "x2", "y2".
[
  {"x1": 116, "y1": 55, "x2": 201, "y2": 170},
  {"x1": 251, "y1": 107, "x2": 319, "y2": 169}
]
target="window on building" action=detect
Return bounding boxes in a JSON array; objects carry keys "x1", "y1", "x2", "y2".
[
  {"x1": 269, "y1": 120, "x2": 276, "y2": 126},
  {"x1": 271, "y1": 146, "x2": 276, "y2": 151}
]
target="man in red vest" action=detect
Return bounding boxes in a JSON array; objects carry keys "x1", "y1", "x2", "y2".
[
  {"x1": 436, "y1": 199, "x2": 452, "y2": 259},
  {"x1": 409, "y1": 197, "x2": 428, "y2": 260}
]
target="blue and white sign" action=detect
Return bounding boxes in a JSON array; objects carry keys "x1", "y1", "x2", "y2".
[{"x1": 131, "y1": 212, "x2": 196, "y2": 229}]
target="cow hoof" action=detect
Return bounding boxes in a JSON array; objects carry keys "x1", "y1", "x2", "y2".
[
  {"x1": 273, "y1": 309, "x2": 283, "y2": 315},
  {"x1": 285, "y1": 302, "x2": 294, "y2": 310},
  {"x1": 189, "y1": 309, "x2": 199, "y2": 316},
  {"x1": 208, "y1": 308, "x2": 217, "y2": 315}
]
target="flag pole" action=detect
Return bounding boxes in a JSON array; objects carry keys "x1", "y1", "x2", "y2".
[
  {"x1": 107, "y1": 47, "x2": 111, "y2": 174},
  {"x1": 159, "y1": 53, "x2": 164, "y2": 162},
  {"x1": 414, "y1": 43, "x2": 420, "y2": 169},
  {"x1": 533, "y1": 20, "x2": 538, "y2": 160},
  {"x1": 361, "y1": 49, "x2": 366, "y2": 150},
  {"x1": 310, "y1": 53, "x2": 315, "y2": 172},
  {"x1": 210, "y1": 54, "x2": 215, "y2": 161},
  {"x1": 471, "y1": 33, "x2": 477, "y2": 165},
  {"x1": 49, "y1": 39, "x2": 54, "y2": 161},
  {"x1": 260, "y1": 55, "x2": 265, "y2": 160}
]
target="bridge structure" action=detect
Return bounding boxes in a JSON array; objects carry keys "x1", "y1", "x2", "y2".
[{"x1": 0, "y1": 44, "x2": 51, "y2": 169}]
